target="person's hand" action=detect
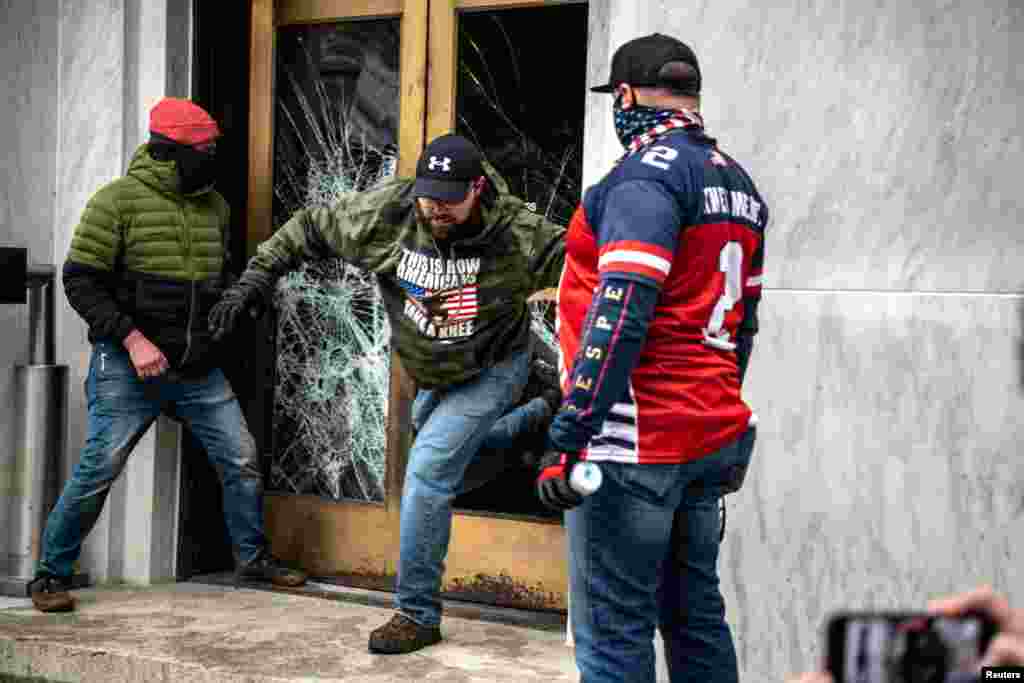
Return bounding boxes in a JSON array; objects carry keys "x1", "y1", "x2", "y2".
[
  {"x1": 786, "y1": 673, "x2": 833, "y2": 683},
  {"x1": 536, "y1": 450, "x2": 584, "y2": 511},
  {"x1": 208, "y1": 285, "x2": 263, "y2": 342},
  {"x1": 123, "y1": 329, "x2": 168, "y2": 379},
  {"x1": 929, "y1": 584, "x2": 1024, "y2": 667}
]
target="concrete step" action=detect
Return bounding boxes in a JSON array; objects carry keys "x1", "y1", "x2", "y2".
[{"x1": 0, "y1": 582, "x2": 578, "y2": 682}]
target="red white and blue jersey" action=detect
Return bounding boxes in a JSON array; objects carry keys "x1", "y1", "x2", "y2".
[{"x1": 555, "y1": 119, "x2": 767, "y2": 464}]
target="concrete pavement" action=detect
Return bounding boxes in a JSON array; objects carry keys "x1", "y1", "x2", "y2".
[{"x1": 0, "y1": 582, "x2": 579, "y2": 682}]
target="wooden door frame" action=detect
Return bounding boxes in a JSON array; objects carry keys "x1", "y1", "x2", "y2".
[
  {"x1": 426, "y1": 0, "x2": 585, "y2": 141},
  {"x1": 246, "y1": 0, "x2": 581, "y2": 611},
  {"x1": 248, "y1": 0, "x2": 426, "y2": 252},
  {"x1": 248, "y1": 0, "x2": 426, "y2": 582}
]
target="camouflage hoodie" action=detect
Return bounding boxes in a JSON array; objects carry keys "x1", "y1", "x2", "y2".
[{"x1": 244, "y1": 167, "x2": 566, "y2": 389}]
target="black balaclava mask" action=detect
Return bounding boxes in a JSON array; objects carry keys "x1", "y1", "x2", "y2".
[{"x1": 149, "y1": 132, "x2": 218, "y2": 195}]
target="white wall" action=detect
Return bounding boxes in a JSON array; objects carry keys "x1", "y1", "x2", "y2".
[
  {"x1": 1, "y1": 0, "x2": 191, "y2": 586},
  {"x1": 0, "y1": 1, "x2": 60, "y2": 569},
  {"x1": 584, "y1": 1, "x2": 1024, "y2": 680}
]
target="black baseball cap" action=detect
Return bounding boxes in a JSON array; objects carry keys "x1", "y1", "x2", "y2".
[
  {"x1": 591, "y1": 33, "x2": 701, "y2": 96},
  {"x1": 412, "y1": 134, "x2": 485, "y2": 202}
]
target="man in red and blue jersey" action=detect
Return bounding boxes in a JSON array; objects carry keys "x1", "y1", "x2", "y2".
[{"x1": 535, "y1": 34, "x2": 767, "y2": 683}]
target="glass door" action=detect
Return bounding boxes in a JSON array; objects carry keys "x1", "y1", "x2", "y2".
[
  {"x1": 249, "y1": 0, "x2": 426, "y2": 585},
  {"x1": 248, "y1": 0, "x2": 588, "y2": 612},
  {"x1": 426, "y1": 0, "x2": 588, "y2": 611}
]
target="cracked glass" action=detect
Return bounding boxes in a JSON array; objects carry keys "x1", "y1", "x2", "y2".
[{"x1": 268, "y1": 20, "x2": 400, "y2": 503}]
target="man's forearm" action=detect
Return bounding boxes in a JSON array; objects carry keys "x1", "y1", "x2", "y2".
[
  {"x1": 246, "y1": 208, "x2": 336, "y2": 286},
  {"x1": 530, "y1": 221, "x2": 567, "y2": 291},
  {"x1": 548, "y1": 276, "x2": 658, "y2": 453},
  {"x1": 62, "y1": 261, "x2": 135, "y2": 342}
]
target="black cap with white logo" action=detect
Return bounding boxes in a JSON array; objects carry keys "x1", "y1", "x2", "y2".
[
  {"x1": 591, "y1": 33, "x2": 701, "y2": 96},
  {"x1": 412, "y1": 134, "x2": 485, "y2": 202}
]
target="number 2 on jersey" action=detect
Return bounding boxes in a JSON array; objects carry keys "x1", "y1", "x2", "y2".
[
  {"x1": 641, "y1": 145, "x2": 678, "y2": 171},
  {"x1": 703, "y1": 241, "x2": 743, "y2": 351}
]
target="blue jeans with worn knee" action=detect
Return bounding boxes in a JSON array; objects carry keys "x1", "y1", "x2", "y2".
[
  {"x1": 395, "y1": 348, "x2": 540, "y2": 626},
  {"x1": 37, "y1": 340, "x2": 266, "y2": 579},
  {"x1": 567, "y1": 427, "x2": 757, "y2": 683}
]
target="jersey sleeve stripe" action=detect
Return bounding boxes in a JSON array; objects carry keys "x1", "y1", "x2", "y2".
[
  {"x1": 600, "y1": 262, "x2": 667, "y2": 285},
  {"x1": 609, "y1": 402, "x2": 637, "y2": 419},
  {"x1": 599, "y1": 240, "x2": 674, "y2": 262},
  {"x1": 598, "y1": 249, "x2": 672, "y2": 276}
]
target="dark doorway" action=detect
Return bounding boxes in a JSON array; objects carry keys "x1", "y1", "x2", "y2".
[
  {"x1": 179, "y1": 0, "x2": 592, "y2": 574},
  {"x1": 177, "y1": 0, "x2": 262, "y2": 580},
  {"x1": 455, "y1": 3, "x2": 588, "y2": 227},
  {"x1": 451, "y1": 2, "x2": 588, "y2": 519}
]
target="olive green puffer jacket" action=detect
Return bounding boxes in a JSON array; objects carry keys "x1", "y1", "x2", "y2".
[{"x1": 63, "y1": 144, "x2": 230, "y2": 373}]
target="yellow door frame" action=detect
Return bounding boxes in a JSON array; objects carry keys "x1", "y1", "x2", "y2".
[{"x1": 247, "y1": 0, "x2": 576, "y2": 611}]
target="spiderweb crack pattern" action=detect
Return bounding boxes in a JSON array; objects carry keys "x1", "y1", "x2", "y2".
[
  {"x1": 268, "y1": 21, "x2": 567, "y2": 502},
  {"x1": 269, "y1": 32, "x2": 398, "y2": 501}
]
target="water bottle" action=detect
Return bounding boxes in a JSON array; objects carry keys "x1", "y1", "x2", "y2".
[{"x1": 569, "y1": 461, "x2": 603, "y2": 496}]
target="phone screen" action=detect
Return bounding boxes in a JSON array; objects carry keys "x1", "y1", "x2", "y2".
[{"x1": 828, "y1": 613, "x2": 993, "y2": 683}]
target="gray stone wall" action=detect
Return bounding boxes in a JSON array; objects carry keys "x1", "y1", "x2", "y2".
[
  {"x1": 585, "y1": 1, "x2": 1024, "y2": 680},
  {"x1": 2, "y1": 0, "x2": 1020, "y2": 676},
  {"x1": 0, "y1": 0, "x2": 61, "y2": 571},
  {"x1": 1, "y1": 0, "x2": 191, "y2": 585}
]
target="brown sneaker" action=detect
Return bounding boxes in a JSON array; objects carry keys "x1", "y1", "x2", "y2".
[
  {"x1": 27, "y1": 575, "x2": 75, "y2": 613},
  {"x1": 235, "y1": 551, "x2": 307, "y2": 588},
  {"x1": 368, "y1": 613, "x2": 442, "y2": 654}
]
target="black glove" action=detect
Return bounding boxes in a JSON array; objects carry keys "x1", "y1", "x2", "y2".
[
  {"x1": 536, "y1": 450, "x2": 584, "y2": 511},
  {"x1": 208, "y1": 284, "x2": 265, "y2": 342}
]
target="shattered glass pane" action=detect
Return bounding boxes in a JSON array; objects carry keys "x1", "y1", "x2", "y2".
[
  {"x1": 265, "y1": 9, "x2": 585, "y2": 508},
  {"x1": 456, "y1": 6, "x2": 588, "y2": 367},
  {"x1": 449, "y1": 6, "x2": 587, "y2": 516},
  {"x1": 269, "y1": 21, "x2": 399, "y2": 502}
]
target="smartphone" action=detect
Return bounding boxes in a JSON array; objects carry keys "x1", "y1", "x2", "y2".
[{"x1": 826, "y1": 611, "x2": 998, "y2": 683}]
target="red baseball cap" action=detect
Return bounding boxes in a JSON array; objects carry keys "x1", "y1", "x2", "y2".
[{"x1": 149, "y1": 98, "x2": 220, "y2": 146}]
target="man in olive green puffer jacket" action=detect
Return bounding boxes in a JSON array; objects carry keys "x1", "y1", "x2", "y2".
[
  {"x1": 27, "y1": 98, "x2": 306, "y2": 614},
  {"x1": 210, "y1": 134, "x2": 566, "y2": 654}
]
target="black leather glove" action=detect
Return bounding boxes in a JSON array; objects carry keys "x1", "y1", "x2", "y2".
[
  {"x1": 536, "y1": 450, "x2": 584, "y2": 511},
  {"x1": 208, "y1": 284, "x2": 265, "y2": 342}
]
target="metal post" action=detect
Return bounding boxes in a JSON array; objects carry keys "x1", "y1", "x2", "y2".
[
  {"x1": 7, "y1": 365, "x2": 67, "y2": 580},
  {"x1": 0, "y1": 262, "x2": 87, "y2": 596},
  {"x1": 25, "y1": 264, "x2": 56, "y2": 365}
]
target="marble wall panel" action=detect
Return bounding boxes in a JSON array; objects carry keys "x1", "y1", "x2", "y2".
[
  {"x1": 581, "y1": 0, "x2": 610, "y2": 192},
  {"x1": 111, "y1": 0, "x2": 193, "y2": 585},
  {"x1": 721, "y1": 291, "x2": 1024, "y2": 680},
  {"x1": 587, "y1": 0, "x2": 1024, "y2": 292},
  {"x1": 0, "y1": 0, "x2": 60, "y2": 566},
  {"x1": 0, "y1": 0, "x2": 59, "y2": 258},
  {"x1": 55, "y1": 0, "x2": 126, "y2": 582},
  {"x1": 124, "y1": 0, "x2": 191, "y2": 155}
]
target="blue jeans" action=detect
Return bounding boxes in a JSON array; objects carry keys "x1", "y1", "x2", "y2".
[
  {"x1": 37, "y1": 340, "x2": 266, "y2": 579},
  {"x1": 396, "y1": 348, "x2": 544, "y2": 626},
  {"x1": 567, "y1": 427, "x2": 757, "y2": 683}
]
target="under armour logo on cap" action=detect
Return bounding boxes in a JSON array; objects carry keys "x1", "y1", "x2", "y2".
[
  {"x1": 413, "y1": 134, "x2": 485, "y2": 203},
  {"x1": 428, "y1": 156, "x2": 452, "y2": 172}
]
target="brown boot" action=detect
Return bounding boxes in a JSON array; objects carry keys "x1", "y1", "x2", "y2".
[
  {"x1": 368, "y1": 613, "x2": 442, "y2": 654},
  {"x1": 27, "y1": 575, "x2": 75, "y2": 613},
  {"x1": 235, "y1": 551, "x2": 307, "y2": 588}
]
